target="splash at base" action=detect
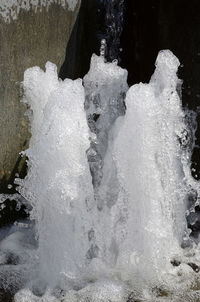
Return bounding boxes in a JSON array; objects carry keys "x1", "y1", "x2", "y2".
[{"x1": 0, "y1": 50, "x2": 200, "y2": 302}]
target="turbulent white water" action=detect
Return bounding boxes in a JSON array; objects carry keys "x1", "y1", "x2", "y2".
[
  {"x1": 84, "y1": 54, "x2": 127, "y2": 192},
  {"x1": 0, "y1": 50, "x2": 200, "y2": 301},
  {"x1": 112, "y1": 50, "x2": 190, "y2": 285},
  {"x1": 16, "y1": 62, "x2": 96, "y2": 288}
]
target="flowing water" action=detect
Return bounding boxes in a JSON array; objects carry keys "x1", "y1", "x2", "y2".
[
  {"x1": 0, "y1": 49, "x2": 199, "y2": 302},
  {"x1": 0, "y1": 3, "x2": 200, "y2": 301},
  {"x1": 103, "y1": 0, "x2": 124, "y2": 62}
]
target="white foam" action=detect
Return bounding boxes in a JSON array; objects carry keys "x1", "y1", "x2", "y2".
[
  {"x1": 111, "y1": 50, "x2": 195, "y2": 287},
  {"x1": 16, "y1": 62, "x2": 96, "y2": 287},
  {"x1": 5, "y1": 51, "x2": 200, "y2": 301}
]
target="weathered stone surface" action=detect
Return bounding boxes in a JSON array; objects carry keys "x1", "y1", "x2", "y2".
[{"x1": 0, "y1": 1, "x2": 80, "y2": 190}]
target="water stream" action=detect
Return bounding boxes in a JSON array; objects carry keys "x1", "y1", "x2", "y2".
[
  {"x1": 0, "y1": 2, "x2": 200, "y2": 302},
  {"x1": 0, "y1": 49, "x2": 197, "y2": 302}
]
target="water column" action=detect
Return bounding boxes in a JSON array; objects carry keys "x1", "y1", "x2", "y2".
[
  {"x1": 16, "y1": 62, "x2": 96, "y2": 288},
  {"x1": 112, "y1": 50, "x2": 190, "y2": 286},
  {"x1": 84, "y1": 53, "x2": 128, "y2": 196},
  {"x1": 83, "y1": 52, "x2": 128, "y2": 271},
  {"x1": 104, "y1": 0, "x2": 124, "y2": 62}
]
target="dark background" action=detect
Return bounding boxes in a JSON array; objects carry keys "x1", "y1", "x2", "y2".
[{"x1": 60, "y1": 0, "x2": 200, "y2": 179}]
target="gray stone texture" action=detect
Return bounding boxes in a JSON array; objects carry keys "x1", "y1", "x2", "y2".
[{"x1": 0, "y1": 1, "x2": 80, "y2": 190}]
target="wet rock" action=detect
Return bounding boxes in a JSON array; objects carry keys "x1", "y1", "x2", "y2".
[
  {"x1": 171, "y1": 259, "x2": 181, "y2": 267},
  {"x1": 0, "y1": 289, "x2": 13, "y2": 302},
  {"x1": 152, "y1": 287, "x2": 169, "y2": 297},
  {"x1": 187, "y1": 262, "x2": 200, "y2": 273},
  {"x1": 171, "y1": 258, "x2": 200, "y2": 273},
  {"x1": 126, "y1": 292, "x2": 142, "y2": 302}
]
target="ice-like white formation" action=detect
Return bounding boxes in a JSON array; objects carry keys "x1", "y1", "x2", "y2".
[
  {"x1": 82, "y1": 55, "x2": 128, "y2": 272},
  {"x1": 84, "y1": 54, "x2": 128, "y2": 193},
  {"x1": 14, "y1": 280, "x2": 127, "y2": 302},
  {"x1": 0, "y1": 50, "x2": 198, "y2": 301},
  {"x1": 16, "y1": 62, "x2": 96, "y2": 287},
  {"x1": 111, "y1": 50, "x2": 192, "y2": 286},
  {"x1": 0, "y1": 0, "x2": 78, "y2": 23}
]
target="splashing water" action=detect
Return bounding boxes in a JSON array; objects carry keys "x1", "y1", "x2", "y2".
[
  {"x1": 103, "y1": 0, "x2": 124, "y2": 62},
  {"x1": 113, "y1": 50, "x2": 190, "y2": 286},
  {"x1": 0, "y1": 50, "x2": 200, "y2": 301},
  {"x1": 16, "y1": 62, "x2": 97, "y2": 288},
  {"x1": 84, "y1": 54, "x2": 127, "y2": 192}
]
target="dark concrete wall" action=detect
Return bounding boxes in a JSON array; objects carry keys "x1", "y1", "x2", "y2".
[
  {"x1": 59, "y1": 0, "x2": 102, "y2": 81},
  {"x1": 0, "y1": 1, "x2": 80, "y2": 191}
]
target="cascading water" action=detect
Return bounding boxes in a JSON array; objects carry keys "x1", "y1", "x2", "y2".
[
  {"x1": 113, "y1": 50, "x2": 190, "y2": 285},
  {"x1": 84, "y1": 53, "x2": 127, "y2": 195},
  {"x1": 16, "y1": 62, "x2": 97, "y2": 288},
  {"x1": 83, "y1": 52, "x2": 128, "y2": 272},
  {"x1": 104, "y1": 0, "x2": 124, "y2": 62},
  {"x1": 2, "y1": 49, "x2": 197, "y2": 302},
  {"x1": 0, "y1": 5, "x2": 200, "y2": 299}
]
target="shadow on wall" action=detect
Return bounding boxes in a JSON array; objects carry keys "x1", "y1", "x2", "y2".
[{"x1": 59, "y1": 0, "x2": 104, "y2": 80}]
